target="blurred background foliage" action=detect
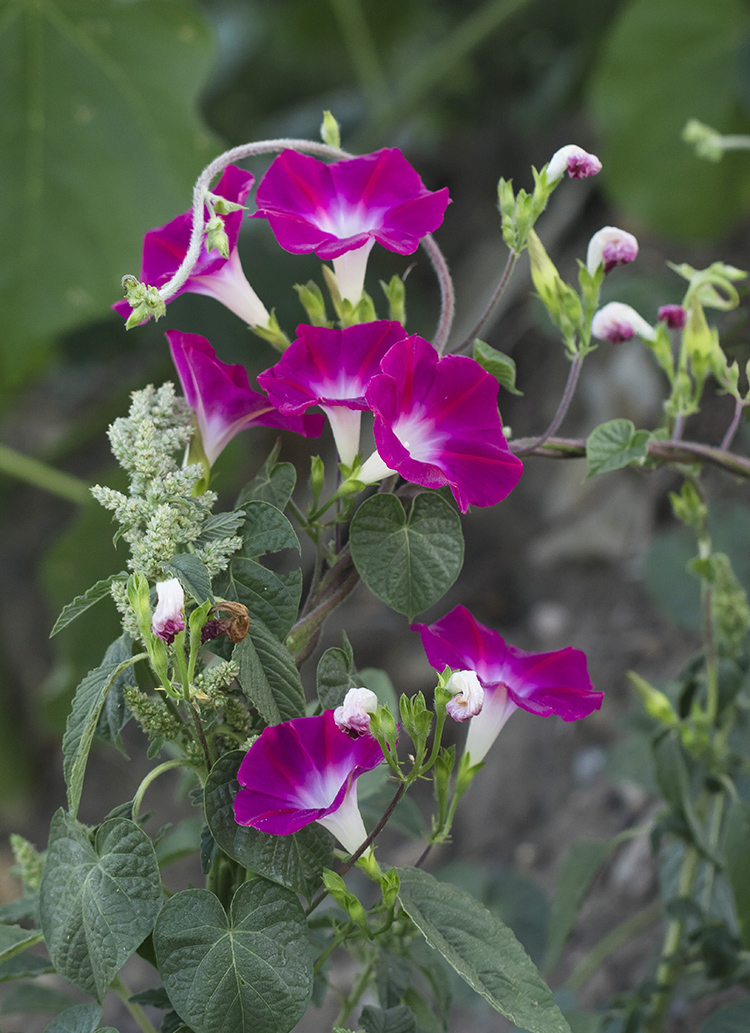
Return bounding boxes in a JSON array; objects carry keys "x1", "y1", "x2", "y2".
[{"x1": 1, "y1": 0, "x2": 750, "y2": 819}]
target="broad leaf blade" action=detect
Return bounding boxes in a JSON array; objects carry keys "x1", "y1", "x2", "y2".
[
  {"x1": 62, "y1": 651, "x2": 142, "y2": 817},
  {"x1": 204, "y1": 750, "x2": 332, "y2": 898},
  {"x1": 154, "y1": 882, "x2": 313, "y2": 1033},
  {"x1": 214, "y1": 501, "x2": 302, "y2": 639},
  {"x1": 41, "y1": 1003, "x2": 102, "y2": 1033},
  {"x1": 0, "y1": 0, "x2": 218, "y2": 355},
  {"x1": 473, "y1": 340, "x2": 522, "y2": 395},
  {"x1": 236, "y1": 444, "x2": 297, "y2": 511},
  {"x1": 724, "y1": 798, "x2": 750, "y2": 948},
  {"x1": 361, "y1": 1004, "x2": 417, "y2": 1033},
  {"x1": 94, "y1": 633, "x2": 135, "y2": 751},
  {"x1": 350, "y1": 493, "x2": 464, "y2": 620},
  {"x1": 233, "y1": 619, "x2": 305, "y2": 724},
  {"x1": 0, "y1": 924, "x2": 43, "y2": 964},
  {"x1": 317, "y1": 632, "x2": 362, "y2": 710},
  {"x1": 39, "y1": 812, "x2": 162, "y2": 1002},
  {"x1": 397, "y1": 866, "x2": 569, "y2": 1033},
  {"x1": 164, "y1": 553, "x2": 214, "y2": 605},
  {"x1": 50, "y1": 573, "x2": 127, "y2": 638}
]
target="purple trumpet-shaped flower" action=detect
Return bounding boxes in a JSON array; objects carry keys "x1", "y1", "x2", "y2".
[
  {"x1": 257, "y1": 321, "x2": 408, "y2": 465},
  {"x1": 253, "y1": 149, "x2": 450, "y2": 303},
  {"x1": 114, "y1": 165, "x2": 270, "y2": 328},
  {"x1": 357, "y1": 335, "x2": 523, "y2": 513},
  {"x1": 234, "y1": 709, "x2": 384, "y2": 855},
  {"x1": 413, "y1": 605, "x2": 602, "y2": 763},
  {"x1": 152, "y1": 579, "x2": 185, "y2": 644},
  {"x1": 167, "y1": 331, "x2": 323, "y2": 466}
]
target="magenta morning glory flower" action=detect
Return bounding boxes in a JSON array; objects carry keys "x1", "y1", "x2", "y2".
[
  {"x1": 167, "y1": 331, "x2": 323, "y2": 467},
  {"x1": 234, "y1": 709, "x2": 384, "y2": 855},
  {"x1": 257, "y1": 321, "x2": 408, "y2": 465},
  {"x1": 253, "y1": 148, "x2": 450, "y2": 303},
  {"x1": 114, "y1": 165, "x2": 270, "y2": 328},
  {"x1": 412, "y1": 605, "x2": 602, "y2": 763},
  {"x1": 357, "y1": 335, "x2": 523, "y2": 513}
]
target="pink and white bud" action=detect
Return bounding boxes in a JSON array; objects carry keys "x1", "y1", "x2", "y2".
[
  {"x1": 586, "y1": 227, "x2": 639, "y2": 275},
  {"x1": 592, "y1": 302, "x2": 656, "y2": 345},
  {"x1": 152, "y1": 578, "x2": 185, "y2": 644},
  {"x1": 547, "y1": 145, "x2": 602, "y2": 182},
  {"x1": 334, "y1": 687, "x2": 379, "y2": 737},
  {"x1": 445, "y1": 670, "x2": 485, "y2": 723},
  {"x1": 657, "y1": 304, "x2": 687, "y2": 330}
]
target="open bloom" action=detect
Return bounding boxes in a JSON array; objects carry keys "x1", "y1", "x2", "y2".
[
  {"x1": 253, "y1": 149, "x2": 450, "y2": 303},
  {"x1": 113, "y1": 165, "x2": 270, "y2": 328},
  {"x1": 586, "y1": 226, "x2": 639, "y2": 275},
  {"x1": 591, "y1": 303, "x2": 656, "y2": 345},
  {"x1": 152, "y1": 579, "x2": 185, "y2": 643},
  {"x1": 413, "y1": 605, "x2": 602, "y2": 764},
  {"x1": 334, "y1": 687, "x2": 379, "y2": 737},
  {"x1": 257, "y1": 321, "x2": 408, "y2": 465},
  {"x1": 357, "y1": 335, "x2": 523, "y2": 513},
  {"x1": 167, "y1": 331, "x2": 323, "y2": 466},
  {"x1": 234, "y1": 709, "x2": 383, "y2": 855},
  {"x1": 547, "y1": 145, "x2": 602, "y2": 181},
  {"x1": 657, "y1": 304, "x2": 688, "y2": 330}
]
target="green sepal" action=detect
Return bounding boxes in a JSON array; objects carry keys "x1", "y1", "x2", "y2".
[
  {"x1": 321, "y1": 109, "x2": 341, "y2": 149},
  {"x1": 294, "y1": 281, "x2": 330, "y2": 326},
  {"x1": 322, "y1": 869, "x2": 370, "y2": 934}
]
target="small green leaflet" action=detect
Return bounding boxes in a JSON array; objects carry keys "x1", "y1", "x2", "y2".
[
  {"x1": 49, "y1": 573, "x2": 127, "y2": 638},
  {"x1": 0, "y1": 924, "x2": 43, "y2": 965},
  {"x1": 164, "y1": 553, "x2": 214, "y2": 605},
  {"x1": 586, "y1": 419, "x2": 651, "y2": 478},
  {"x1": 234, "y1": 618, "x2": 306, "y2": 724},
  {"x1": 473, "y1": 339, "x2": 523, "y2": 395}
]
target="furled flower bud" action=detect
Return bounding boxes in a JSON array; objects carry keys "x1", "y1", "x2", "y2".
[
  {"x1": 547, "y1": 145, "x2": 602, "y2": 181},
  {"x1": 444, "y1": 670, "x2": 485, "y2": 722},
  {"x1": 657, "y1": 304, "x2": 688, "y2": 330},
  {"x1": 586, "y1": 227, "x2": 639, "y2": 275},
  {"x1": 152, "y1": 578, "x2": 185, "y2": 644},
  {"x1": 592, "y1": 302, "x2": 656, "y2": 344},
  {"x1": 334, "y1": 687, "x2": 379, "y2": 737}
]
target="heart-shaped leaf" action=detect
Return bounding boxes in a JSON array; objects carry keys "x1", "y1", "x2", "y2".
[
  {"x1": 350, "y1": 492, "x2": 464, "y2": 620},
  {"x1": 154, "y1": 881, "x2": 312, "y2": 1033}
]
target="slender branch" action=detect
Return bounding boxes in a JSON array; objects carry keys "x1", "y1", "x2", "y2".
[
  {"x1": 564, "y1": 900, "x2": 662, "y2": 994},
  {"x1": 112, "y1": 975, "x2": 159, "y2": 1033},
  {"x1": 306, "y1": 782, "x2": 407, "y2": 916},
  {"x1": 456, "y1": 248, "x2": 518, "y2": 354},
  {"x1": 132, "y1": 759, "x2": 187, "y2": 824},
  {"x1": 721, "y1": 397, "x2": 746, "y2": 451},
  {"x1": 147, "y1": 139, "x2": 354, "y2": 305},
  {"x1": 420, "y1": 233, "x2": 455, "y2": 354},
  {"x1": 188, "y1": 701, "x2": 213, "y2": 771},
  {"x1": 0, "y1": 443, "x2": 91, "y2": 504},
  {"x1": 513, "y1": 354, "x2": 584, "y2": 456},
  {"x1": 507, "y1": 433, "x2": 750, "y2": 478},
  {"x1": 334, "y1": 956, "x2": 376, "y2": 1028}
]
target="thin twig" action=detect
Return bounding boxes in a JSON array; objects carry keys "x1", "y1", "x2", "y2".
[
  {"x1": 513, "y1": 354, "x2": 583, "y2": 456},
  {"x1": 721, "y1": 397, "x2": 746, "y2": 451},
  {"x1": 456, "y1": 248, "x2": 518, "y2": 354},
  {"x1": 420, "y1": 233, "x2": 455, "y2": 353}
]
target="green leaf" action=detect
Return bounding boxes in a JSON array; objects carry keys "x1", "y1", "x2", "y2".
[
  {"x1": 724, "y1": 798, "x2": 750, "y2": 949},
  {"x1": 317, "y1": 632, "x2": 362, "y2": 710},
  {"x1": 653, "y1": 731, "x2": 710, "y2": 854},
  {"x1": 39, "y1": 811, "x2": 162, "y2": 1001},
  {"x1": 237, "y1": 444, "x2": 297, "y2": 511},
  {"x1": 233, "y1": 618, "x2": 305, "y2": 724},
  {"x1": 95, "y1": 633, "x2": 135, "y2": 751},
  {"x1": 473, "y1": 340, "x2": 523, "y2": 395},
  {"x1": 700, "y1": 1001, "x2": 750, "y2": 1032},
  {"x1": 0, "y1": 981, "x2": 74, "y2": 1016},
  {"x1": 49, "y1": 573, "x2": 127, "y2": 638},
  {"x1": 0, "y1": 0, "x2": 218, "y2": 360},
  {"x1": 350, "y1": 493, "x2": 464, "y2": 620},
  {"x1": 544, "y1": 839, "x2": 622, "y2": 971},
  {"x1": 154, "y1": 816, "x2": 203, "y2": 869},
  {"x1": 589, "y1": 0, "x2": 750, "y2": 240},
  {"x1": 204, "y1": 751, "x2": 332, "y2": 898},
  {"x1": 0, "y1": 923, "x2": 43, "y2": 964},
  {"x1": 154, "y1": 881, "x2": 313, "y2": 1033},
  {"x1": 62, "y1": 650, "x2": 141, "y2": 817},
  {"x1": 397, "y1": 866, "x2": 569, "y2": 1033},
  {"x1": 0, "y1": 950, "x2": 54, "y2": 981},
  {"x1": 361, "y1": 1004, "x2": 417, "y2": 1033},
  {"x1": 586, "y1": 419, "x2": 651, "y2": 478},
  {"x1": 214, "y1": 501, "x2": 302, "y2": 639},
  {"x1": 195, "y1": 511, "x2": 246, "y2": 544},
  {"x1": 164, "y1": 553, "x2": 214, "y2": 605},
  {"x1": 41, "y1": 1004, "x2": 102, "y2": 1033}
]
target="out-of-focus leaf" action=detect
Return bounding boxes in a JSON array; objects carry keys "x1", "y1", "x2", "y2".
[
  {"x1": 0, "y1": 0, "x2": 219, "y2": 362},
  {"x1": 589, "y1": 0, "x2": 750, "y2": 239}
]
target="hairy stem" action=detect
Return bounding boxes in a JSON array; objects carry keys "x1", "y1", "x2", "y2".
[
  {"x1": 0, "y1": 443, "x2": 91, "y2": 504},
  {"x1": 456, "y1": 248, "x2": 518, "y2": 353},
  {"x1": 420, "y1": 232, "x2": 456, "y2": 353},
  {"x1": 112, "y1": 975, "x2": 159, "y2": 1033},
  {"x1": 514, "y1": 353, "x2": 583, "y2": 456}
]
